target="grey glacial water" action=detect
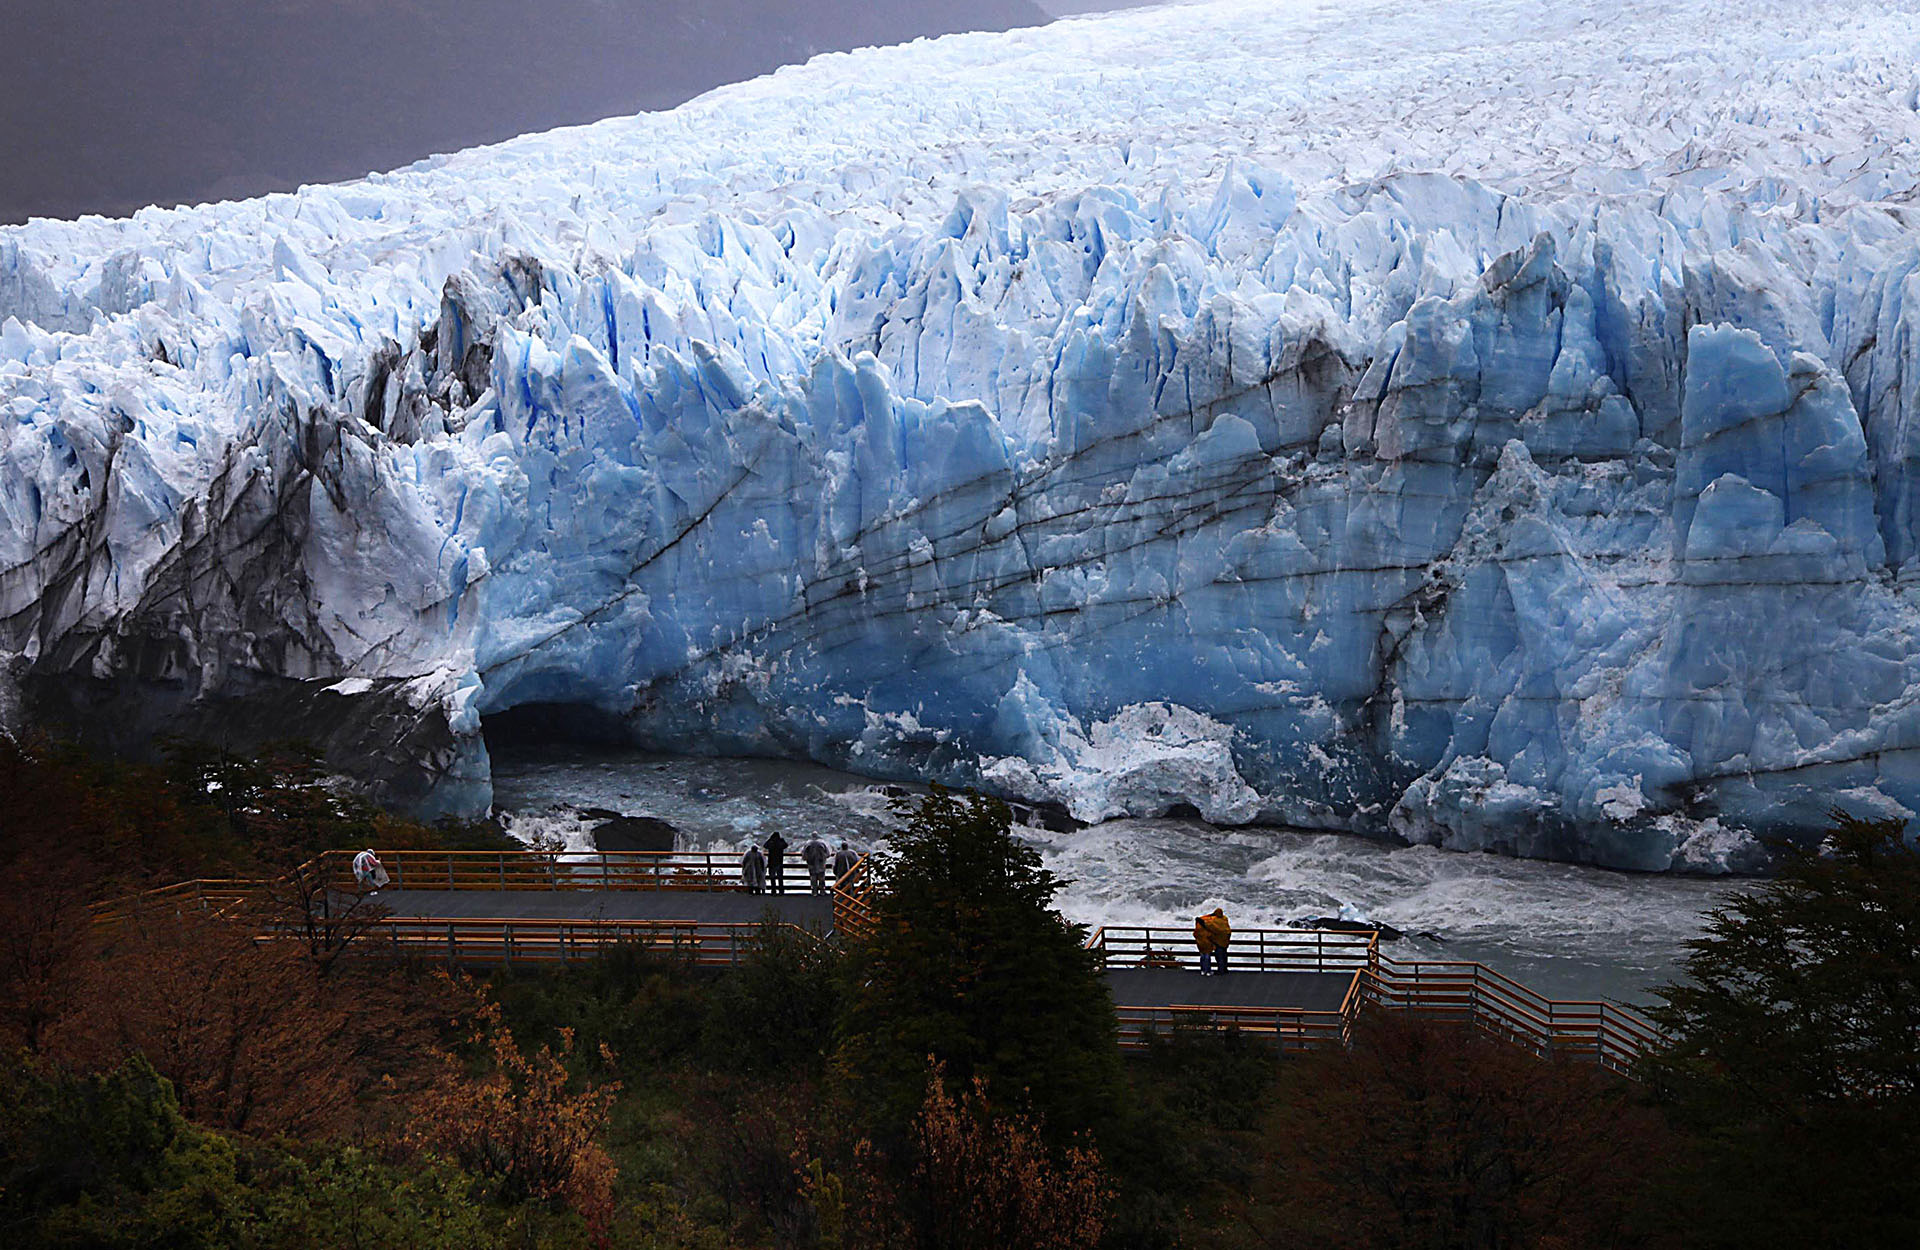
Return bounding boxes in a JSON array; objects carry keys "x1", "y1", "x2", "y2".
[{"x1": 490, "y1": 744, "x2": 1736, "y2": 1007}]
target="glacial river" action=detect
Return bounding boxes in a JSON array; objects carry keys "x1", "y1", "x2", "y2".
[{"x1": 490, "y1": 743, "x2": 1738, "y2": 1007}]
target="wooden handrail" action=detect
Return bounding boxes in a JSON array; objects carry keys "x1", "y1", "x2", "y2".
[
  {"x1": 1366, "y1": 963, "x2": 1649, "y2": 1032},
  {"x1": 90, "y1": 877, "x2": 276, "y2": 926},
  {"x1": 1361, "y1": 959, "x2": 1658, "y2": 1073},
  {"x1": 317, "y1": 848, "x2": 759, "y2": 893},
  {"x1": 99, "y1": 848, "x2": 882, "y2": 938},
  {"x1": 1085, "y1": 924, "x2": 1379, "y2": 973},
  {"x1": 830, "y1": 854, "x2": 877, "y2": 941},
  {"x1": 1087, "y1": 924, "x2": 1658, "y2": 1072},
  {"x1": 102, "y1": 853, "x2": 1659, "y2": 1072},
  {"x1": 319, "y1": 847, "x2": 874, "y2": 895},
  {"x1": 1377, "y1": 952, "x2": 1567, "y2": 1015},
  {"x1": 359, "y1": 915, "x2": 822, "y2": 968},
  {"x1": 1114, "y1": 1002, "x2": 1353, "y2": 1052}
]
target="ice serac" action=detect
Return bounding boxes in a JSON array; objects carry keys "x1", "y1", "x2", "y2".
[{"x1": 4, "y1": 0, "x2": 1920, "y2": 866}]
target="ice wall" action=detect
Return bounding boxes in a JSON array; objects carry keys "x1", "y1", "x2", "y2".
[{"x1": 4, "y1": 0, "x2": 1920, "y2": 866}]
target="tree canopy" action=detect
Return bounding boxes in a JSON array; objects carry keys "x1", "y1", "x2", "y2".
[
  {"x1": 1643, "y1": 810, "x2": 1920, "y2": 1248},
  {"x1": 833, "y1": 787, "x2": 1122, "y2": 1143}
]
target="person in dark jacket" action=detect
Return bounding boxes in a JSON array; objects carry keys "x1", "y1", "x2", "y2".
[
  {"x1": 832, "y1": 840, "x2": 859, "y2": 882},
  {"x1": 764, "y1": 830, "x2": 790, "y2": 894},
  {"x1": 801, "y1": 836, "x2": 831, "y2": 894}
]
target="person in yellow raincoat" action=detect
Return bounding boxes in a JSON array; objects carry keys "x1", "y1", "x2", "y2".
[{"x1": 1193, "y1": 907, "x2": 1231, "y2": 976}]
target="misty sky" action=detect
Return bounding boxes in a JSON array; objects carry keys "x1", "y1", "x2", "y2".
[{"x1": 0, "y1": 1, "x2": 1163, "y2": 226}]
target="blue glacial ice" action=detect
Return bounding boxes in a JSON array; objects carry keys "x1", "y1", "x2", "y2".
[{"x1": 5, "y1": 0, "x2": 1920, "y2": 870}]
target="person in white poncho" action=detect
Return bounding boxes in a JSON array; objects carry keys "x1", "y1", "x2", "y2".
[
  {"x1": 740, "y1": 843, "x2": 768, "y2": 894},
  {"x1": 351, "y1": 848, "x2": 390, "y2": 893},
  {"x1": 801, "y1": 836, "x2": 831, "y2": 894}
]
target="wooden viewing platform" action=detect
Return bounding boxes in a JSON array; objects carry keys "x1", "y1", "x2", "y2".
[
  {"x1": 371, "y1": 886, "x2": 834, "y2": 927},
  {"x1": 364, "y1": 885, "x2": 834, "y2": 966},
  {"x1": 1090, "y1": 925, "x2": 1372, "y2": 1051},
  {"x1": 96, "y1": 848, "x2": 1659, "y2": 1074}
]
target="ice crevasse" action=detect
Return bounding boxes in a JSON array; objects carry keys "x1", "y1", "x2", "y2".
[{"x1": 5, "y1": 0, "x2": 1920, "y2": 871}]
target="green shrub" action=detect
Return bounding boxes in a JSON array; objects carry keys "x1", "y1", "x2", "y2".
[
  {"x1": 240, "y1": 1146, "x2": 507, "y2": 1250},
  {"x1": 0, "y1": 1055, "x2": 242, "y2": 1249},
  {"x1": 701, "y1": 918, "x2": 842, "y2": 1076}
]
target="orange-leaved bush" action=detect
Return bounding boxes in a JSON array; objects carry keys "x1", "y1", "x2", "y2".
[
  {"x1": 833, "y1": 1062, "x2": 1110, "y2": 1250},
  {"x1": 405, "y1": 997, "x2": 620, "y2": 1239}
]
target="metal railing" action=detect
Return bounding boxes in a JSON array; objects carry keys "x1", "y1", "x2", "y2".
[
  {"x1": 1364, "y1": 953, "x2": 1660, "y2": 1075},
  {"x1": 1114, "y1": 1003, "x2": 1356, "y2": 1051},
  {"x1": 318, "y1": 848, "x2": 759, "y2": 893},
  {"x1": 1091, "y1": 925, "x2": 1372, "y2": 1052},
  {"x1": 90, "y1": 877, "x2": 274, "y2": 927},
  {"x1": 1086, "y1": 926, "x2": 1660, "y2": 1073},
  {"x1": 1086, "y1": 925, "x2": 1379, "y2": 974},
  {"x1": 96, "y1": 856, "x2": 1659, "y2": 1073},
  {"x1": 371, "y1": 915, "x2": 815, "y2": 967}
]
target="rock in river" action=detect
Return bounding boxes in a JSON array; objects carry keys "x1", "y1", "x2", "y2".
[{"x1": 591, "y1": 815, "x2": 679, "y2": 853}]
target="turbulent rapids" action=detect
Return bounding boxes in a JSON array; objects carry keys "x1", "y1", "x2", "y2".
[{"x1": 5, "y1": 0, "x2": 1920, "y2": 870}]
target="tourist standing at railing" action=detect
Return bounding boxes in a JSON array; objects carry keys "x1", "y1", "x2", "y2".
[
  {"x1": 1194, "y1": 908, "x2": 1232, "y2": 975},
  {"x1": 352, "y1": 848, "x2": 389, "y2": 894},
  {"x1": 764, "y1": 830, "x2": 790, "y2": 894},
  {"x1": 833, "y1": 841, "x2": 858, "y2": 882},
  {"x1": 802, "y1": 836, "x2": 830, "y2": 894},
  {"x1": 741, "y1": 843, "x2": 767, "y2": 894}
]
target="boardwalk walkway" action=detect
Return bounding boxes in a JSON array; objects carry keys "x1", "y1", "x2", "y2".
[
  {"x1": 1104, "y1": 969, "x2": 1355, "y2": 1014},
  {"x1": 373, "y1": 882, "x2": 1352, "y2": 1015},
  {"x1": 371, "y1": 887, "x2": 833, "y2": 927},
  {"x1": 104, "y1": 848, "x2": 1659, "y2": 1072}
]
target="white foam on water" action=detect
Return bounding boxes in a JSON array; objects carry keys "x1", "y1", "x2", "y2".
[
  {"x1": 492, "y1": 745, "x2": 900, "y2": 854},
  {"x1": 1026, "y1": 817, "x2": 1733, "y2": 999},
  {"x1": 491, "y1": 746, "x2": 1735, "y2": 1003}
]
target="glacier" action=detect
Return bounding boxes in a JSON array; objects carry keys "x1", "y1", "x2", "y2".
[{"x1": 5, "y1": 0, "x2": 1920, "y2": 870}]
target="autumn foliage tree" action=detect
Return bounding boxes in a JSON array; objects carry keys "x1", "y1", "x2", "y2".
[
  {"x1": 894, "y1": 1065, "x2": 1108, "y2": 1250},
  {"x1": 0, "y1": 736, "x2": 220, "y2": 1051},
  {"x1": 0, "y1": 856, "x2": 99, "y2": 1052},
  {"x1": 46, "y1": 908, "x2": 366, "y2": 1137},
  {"x1": 0, "y1": 736, "x2": 630, "y2": 1244},
  {"x1": 32, "y1": 903, "x2": 472, "y2": 1143},
  {"x1": 405, "y1": 997, "x2": 621, "y2": 1239},
  {"x1": 821, "y1": 1064, "x2": 1109, "y2": 1250},
  {"x1": 0, "y1": 734, "x2": 241, "y2": 894}
]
